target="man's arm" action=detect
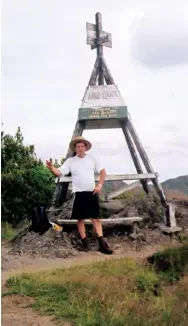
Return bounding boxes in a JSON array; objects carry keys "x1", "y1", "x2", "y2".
[
  {"x1": 93, "y1": 168, "x2": 106, "y2": 194},
  {"x1": 98, "y1": 168, "x2": 106, "y2": 188},
  {"x1": 93, "y1": 154, "x2": 107, "y2": 193},
  {"x1": 46, "y1": 159, "x2": 70, "y2": 177},
  {"x1": 50, "y1": 166, "x2": 61, "y2": 177}
]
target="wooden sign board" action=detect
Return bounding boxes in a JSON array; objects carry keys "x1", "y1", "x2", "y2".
[
  {"x1": 81, "y1": 85, "x2": 126, "y2": 108},
  {"x1": 86, "y1": 22, "x2": 112, "y2": 49},
  {"x1": 79, "y1": 106, "x2": 127, "y2": 120}
]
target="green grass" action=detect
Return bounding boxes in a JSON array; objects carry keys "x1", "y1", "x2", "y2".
[
  {"x1": 1, "y1": 220, "x2": 29, "y2": 240},
  {"x1": 3, "y1": 247, "x2": 188, "y2": 326},
  {"x1": 1, "y1": 222, "x2": 17, "y2": 240},
  {"x1": 148, "y1": 243, "x2": 188, "y2": 283}
]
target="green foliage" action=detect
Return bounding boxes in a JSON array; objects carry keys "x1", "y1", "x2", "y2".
[
  {"x1": 1, "y1": 126, "x2": 55, "y2": 225},
  {"x1": 1, "y1": 222, "x2": 16, "y2": 240},
  {"x1": 148, "y1": 244, "x2": 188, "y2": 283}
]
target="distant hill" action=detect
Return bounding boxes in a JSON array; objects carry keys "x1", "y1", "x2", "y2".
[
  {"x1": 101, "y1": 175, "x2": 188, "y2": 201},
  {"x1": 161, "y1": 175, "x2": 188, "y2": 195},
  {"x1": 103, "y1": 180, "x2": 125, "y2": 193}
]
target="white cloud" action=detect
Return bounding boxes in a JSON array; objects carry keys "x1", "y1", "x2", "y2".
[
  {"x1": 130, "y1": 5, "x2": 188, "y2": 68},
  {"x1": 2, "y1": 0, "x2": 188, "y2": 183}
]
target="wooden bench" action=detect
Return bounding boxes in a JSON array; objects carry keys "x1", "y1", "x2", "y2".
[{"x1": 50, "y1": 217, "x2": 143, "y2": 235}]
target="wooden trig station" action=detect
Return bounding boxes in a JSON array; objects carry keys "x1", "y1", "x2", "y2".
[{"x1": 50, "y1": 12, "x2": 181, "y2": 233}]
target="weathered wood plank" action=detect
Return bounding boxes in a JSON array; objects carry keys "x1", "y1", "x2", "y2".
[
  {"x1": 107, "y1": 181, "x2": 140, "y2": 200},
  {"x1": 88, "y1": 56, "x2": 100, "y2": 86},
  {"x1": 86, "y1": 22, "x2": 96, "y2": 31},
  {"x1": 127, "y1": 119, "x2": 167, "y2": 207},
  {"x1": 98, "y1": 56, "x2": 104, "y2": 85},
  {"x1": 56, "y1": 173, "x2": 157, "y2": 183},
  {"x1": 84, "y1": 119, "x2": 121, "y2": 129},
  {"x1": 54, "y1": 217, "x2": 143, "y2": 225},
  {"x1": 96, "y1": 12, "x2": 103, "y2": 57},
  {"x1": 120, "y1": 121, "x2": 149, "y2": 194},
  {"x1": 155, "y1": 223, "x2": 182, "y2": 234},
  {"x1": 102, "y1": 56, "x2": 114, "y2": 85}
]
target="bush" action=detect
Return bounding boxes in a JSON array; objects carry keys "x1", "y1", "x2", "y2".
[
  {"x1": 1, "y1": 222, "x2": 16, "y2": 240},
  {"x1": 148, "y1": 244, "x2": 188, "y2": 283},
  {"x1": 1, "y1": 127, "x2": 55, "y2": 225}
]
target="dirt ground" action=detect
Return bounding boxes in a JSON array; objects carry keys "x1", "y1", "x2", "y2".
[
  {"x1": 1, "y1": 295, "x2": 70, "y2": 326},
  {"x1": 1, "y1": 225, "x2": 184, "y2": 326}
]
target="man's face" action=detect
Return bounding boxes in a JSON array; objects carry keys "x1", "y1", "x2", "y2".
[{"x1": 75, "y1": 141, "x2": 87, "y2": 155}]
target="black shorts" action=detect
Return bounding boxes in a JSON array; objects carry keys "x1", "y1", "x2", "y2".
[{"x1": 71, "y1": 191, "x2": 100, "y2": 220}]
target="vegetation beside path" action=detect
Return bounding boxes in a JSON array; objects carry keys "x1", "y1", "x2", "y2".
[{"x1": 3, "y1": 243, "x2": 188, "y2": 326}]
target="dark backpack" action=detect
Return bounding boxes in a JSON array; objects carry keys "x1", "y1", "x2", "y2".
[{"x1": 31, "y1": 205, "x2": 51, "y2": 234}]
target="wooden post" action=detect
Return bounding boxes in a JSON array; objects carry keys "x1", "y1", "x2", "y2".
[
  {"x1": 98, "y1": 57, "x2": 104, "y2": 85},
  {"x1": 102, "y1": 57, "x2": 114, "y2": 85},
  {"x1": 127, "y1": 119, "x2": 167, "y2": 207},
  {"x1": 88, "y1": 56, "x2": 100, "y2": 86},
  {"x1": 95, "y1": 12, "x2": 104, "y2": 85},
  {"x1": 120, "y1": 121, "x2": 149, "y2": 194}
]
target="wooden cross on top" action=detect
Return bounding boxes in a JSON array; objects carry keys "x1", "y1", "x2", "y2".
[{"x1": 86, "y1": 12, "x2": 112, "y2": 57}]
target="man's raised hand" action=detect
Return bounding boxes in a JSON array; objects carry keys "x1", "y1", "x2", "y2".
[
  {"x1": 45, "y1": 160, "x2": 53, "y2": 170},
  {"x1": 93, "y1": 184, "x2": 102, "y2": 194}
]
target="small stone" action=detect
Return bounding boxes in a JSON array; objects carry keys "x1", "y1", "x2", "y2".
[
  {"x1": 129, "y1": 233, "x2": 138, "y2": 241},
  {"x1": 137, "y1": 233, "x2": 146, "y2": 241}
]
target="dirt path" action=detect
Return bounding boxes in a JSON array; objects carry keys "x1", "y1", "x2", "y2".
[
  {"x1": 1, "y1": 240, "x2": 179, "y2": 326},
  {"x1": 2, "y1": 295, "x2": 70, "y2": 326},
  {"x1": 1, "y1": 245, "x2": 163, "y2": 284}
]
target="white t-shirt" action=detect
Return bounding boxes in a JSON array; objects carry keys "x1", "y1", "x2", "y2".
[{"x1": 58, "y1": 154, "x2": 104, "y2": 193}]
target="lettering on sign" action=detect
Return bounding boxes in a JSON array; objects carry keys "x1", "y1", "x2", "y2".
[
  {"x1": 81, "y1": 85, "x2": 126, "y2": 109},
  {"x1": 88, "y1": 108, "x2": 118, "y2": 119},
  {"x1": 87, "y1": 90, "x2": 118, "y2": 101}
]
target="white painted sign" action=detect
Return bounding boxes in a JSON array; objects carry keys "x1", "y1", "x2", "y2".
[{"x1": 81, "y1": 85, "x2": 126, "y2": 108}]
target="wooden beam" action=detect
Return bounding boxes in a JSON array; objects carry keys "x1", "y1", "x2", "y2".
[
  {"x1": 98, "y1": 56, "x2": 104, "y2": 85},
  {"x1": 155, "y1": 223, "x2": 182, "y2": 234},
  {"x1": 107, "y1": 181, "x2": 140, "y2": 200},
  {"x1": 95, "y1": 12, "x2": 103, "y2": 57},
  {"x1": 56, "y1": 173, "x2": 157, "y2": 183},
  {"x1": 88, "y1": 56, "x2": 100, "y2": 86},
  {"x1": 120, "y1": 121, "x2": 149, "y2": 194},
  {"x1": 127, "y1": 119, "x2": 168, "y2": 207},
  {"x1": 54, "y1": 217, "x2": 143, "y2": 225},
  {"x1": 101, "y1": 57, "x2": 114, "y2": 85}
]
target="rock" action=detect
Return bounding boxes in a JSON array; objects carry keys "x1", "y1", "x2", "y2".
[
  {"x1": 55, "y1": 248, "x2": 77, "y2": 258},
  {"x1": 129, "y1": 233, "x2": 138, "y2": 241},
  {"x1": 56, "y1": 198, "x2": 74, "y2": 219},
  {"x1": 137, "y1": 233, "x2": 146, "y2": 241},
  {"x1": 8, "y1": 228, "x2": 78, "y2": 259},
  {"x1": 100, "y1": 200, "x2": 124, "y2": 215},
  {"x1": 127, "y1": 207, "x2": 138, "y2": 217}
]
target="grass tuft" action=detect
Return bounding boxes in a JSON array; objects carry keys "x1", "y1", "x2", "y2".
[{"x1": 148, "y1": 244, "x2": 188, "y2": 283}]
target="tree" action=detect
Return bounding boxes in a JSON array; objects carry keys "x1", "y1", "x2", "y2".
[{"x1": 1, "y1": 127, "x2": 56, "y2": 226}]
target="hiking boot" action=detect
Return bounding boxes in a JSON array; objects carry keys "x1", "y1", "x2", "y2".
[
  {"x1": 81, "y1": 237, "x2": 89, "y2": 252},
  {"x1": 98, "y1": 236, "x2": 113, "y2": 255}
]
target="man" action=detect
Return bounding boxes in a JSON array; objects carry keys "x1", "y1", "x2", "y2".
[{"x1": 46, "y1": 136, "x2": 113, "y2": 255}]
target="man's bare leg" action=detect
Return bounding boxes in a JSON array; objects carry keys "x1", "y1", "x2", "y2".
[
  {"x1": 77, "y1": 219, "x2": 86, "y2": 239},
  {"x1": 77, "y1": 219, "x2": 89, "y2": 251},
  {"x1": 92, "y1": 219, "x2": 103, "y2": 237}
]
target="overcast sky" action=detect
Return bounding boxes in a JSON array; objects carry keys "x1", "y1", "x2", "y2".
[{"x1": 2, "y1": 0, "x2": 188, "y2": 182}]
